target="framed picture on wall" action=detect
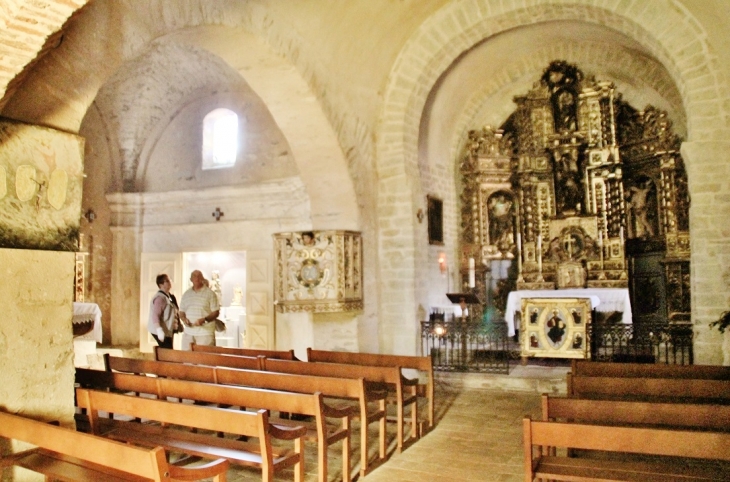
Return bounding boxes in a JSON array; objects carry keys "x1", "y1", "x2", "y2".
[{"x1": 427, "y1": 195, "x2": 443, "y2": 245}]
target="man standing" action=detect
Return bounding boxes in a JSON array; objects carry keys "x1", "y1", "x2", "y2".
[
  {"x1": 147, "y1": 274, "x2": 178, "y2": 349},
  {"x1": 179, "y1": 270, "x2": 220, "y2": 350}
]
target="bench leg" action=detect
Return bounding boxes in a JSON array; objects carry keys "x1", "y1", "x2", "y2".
[
  {"x1": 342, "y1": 418, "x2": 351, "y2": 482},
  {"x1": 294, "y1": 438, "x2": 304, "y2": 482}
]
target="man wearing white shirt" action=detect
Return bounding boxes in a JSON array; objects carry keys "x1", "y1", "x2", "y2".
[{"x1": 179, "y1": 270, "x2": 220, "y2": 350}]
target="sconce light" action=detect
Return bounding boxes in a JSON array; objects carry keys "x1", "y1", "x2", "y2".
[
  {"x1": 84, "y1": 208, "x2": 96, "y2": 223},
  {"x1": 438, "y1": 253, "x2": 447, "y2": 274},
  {"x1": 416, "y1": 208, "x2": 425, "y2": 223}
]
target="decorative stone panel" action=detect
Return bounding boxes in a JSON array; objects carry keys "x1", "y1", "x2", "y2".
[{"x1": 274, "y1": 230, "x2": 363, "y2": 313}]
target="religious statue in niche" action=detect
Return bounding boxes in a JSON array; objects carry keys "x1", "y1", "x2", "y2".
[
  {"x1": 542, "y1": 61, "x2": 581, "y2": 132},
  {"x1": 627, "y1": 178, "x2": 658, "y2": 239},
  {"x1": 553, "y1": 151, "x2": 583, "y2": 215},
  {"x1": 231, "y1": 286, "x2": 243, "y2": 306},
  {"x1": 487, "y1": 191, "x2": 514, "y2": 252},
  {"x1": 209, "y1": 270, "x2": 222, "y2": 305}
]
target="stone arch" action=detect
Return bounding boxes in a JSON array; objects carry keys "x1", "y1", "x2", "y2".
[{"x1": 376, "y1": 0, "x2": 729, "y2": 355}]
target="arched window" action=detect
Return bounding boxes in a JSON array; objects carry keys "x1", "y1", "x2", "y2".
[{"x1": 202, "y1": 108, "x2": 238, "y2": 170}]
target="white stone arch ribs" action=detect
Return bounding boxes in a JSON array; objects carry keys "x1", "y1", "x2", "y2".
[{"x1": 375, "y1": 0, "x2": 728, "y2": 351}]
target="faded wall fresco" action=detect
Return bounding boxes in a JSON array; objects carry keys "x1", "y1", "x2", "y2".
[{"x1": 0, "y1": 118, "x2": 84, "y2": 251}]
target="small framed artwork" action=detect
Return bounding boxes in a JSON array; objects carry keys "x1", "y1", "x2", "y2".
[{"x1": 427, "y1": 195, "x2": 443, "y2": 245}]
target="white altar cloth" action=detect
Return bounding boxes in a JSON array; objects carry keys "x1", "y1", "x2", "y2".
[
  {"x1": 505, "y1": 288, "x2": 632, "y2": 337},
  {"x1": 72, "y1": 302, "x2": 102, "y2": 343}
]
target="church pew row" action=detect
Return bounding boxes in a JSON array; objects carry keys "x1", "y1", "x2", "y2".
[
  {"x1": 571, "y1": 359, "x2": 730, "y2": 380},
  {"x1": 75, "y1": 369, "x2": 352, "y2": 482},
  {"x1": 153, "y1": 347, "x2": 420, "y2": 454},
  {"x1": 0, "y1": 409, "x2": 229, "y2": 482},
  {"x1": 105, "y1": 354, "x2": 389, "y2": 479},
  {"x1": 523, "y1": 417, "x2": 730, "y2": 482},
  {"x1": 306, "y1": 348, "x2": 435, "y2": 433},
  {"x1": 541, "y1": 393, "x2": 730, "y2": 431},
  {"x1": 192, "y1": 344, "x2": 300, "y2": 360},
  {"x1": 567, "y1": 373, "x2": 730, "y2": 403},
  {"x1": 262, "y1": 357, "x2": 421, "y2": 454}
]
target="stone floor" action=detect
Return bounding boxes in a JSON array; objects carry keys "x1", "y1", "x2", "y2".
[{"x1": 218, "y1": 365, "x2": 569, "y2": 482}]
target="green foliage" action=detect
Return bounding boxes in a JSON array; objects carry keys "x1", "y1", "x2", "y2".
[{"x1": 709, "y1": 311, "x2": 730, "y2": 333}]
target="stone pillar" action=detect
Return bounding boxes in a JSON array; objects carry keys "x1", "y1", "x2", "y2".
[
  {"x1": 109, "y1": 225, "x2": 142, "y2": 346},
  {"x1": 681, "y1": 140, "x2": 730, "y2": 365},
  {"x1": 0, "y1": 248, "x2": 75, "y2": 422}
]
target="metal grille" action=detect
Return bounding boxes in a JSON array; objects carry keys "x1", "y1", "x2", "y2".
[
  {"x1": 420, "y1": 318, "x2": 510, "y2": 374},
  {"x1": 587, "y1": 321, "x2": 693, "y2": 365}
]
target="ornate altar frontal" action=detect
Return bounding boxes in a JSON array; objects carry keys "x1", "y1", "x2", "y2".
[
  {"x1": 459, "y1": 61, "x2": 689, "y2": 324},
  {"x1": 521, "y1": 298, "x2": 591, "y2": 359},
  {"x1": 273, "y1": 230, "x2": 363, "y2": 313}
]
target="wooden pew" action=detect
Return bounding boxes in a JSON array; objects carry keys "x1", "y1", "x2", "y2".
[
  {"x1": 76, "y1": 369, "x2": 352, "y2": 482},
  {"x1": 572, "y1": 359, "x2": 730, "y2": 380},
  {"x1": 306, "y1": 347, "x2": 435, "y2": 433},
  {"x1": 567, "y1": 373, "x2": 730, "y2": 403},
  {"x1": 541, "y1": 393, "x2": 730, "y2": 431},
  {"x1": 523, "y1": 417, "x2": 730, "y2": 481},
  {"x1": 153, "y1": 347, "x2": 418, "y2": 453},
  {"x1": 0, "y1": 410, "x2": 229, "y2": 482},
  {"x1": 156, "y1": 346, "x2": 262, "y2": 370},
  {"x1": 193, "y1": 344, "x2": 299, "y2": 360},
  {"x1": 105, "y1": 355, "x2": 388, "y2": 478},
  {"x1": 264, "y1": 357, "x2": 420, "y2": 454}
]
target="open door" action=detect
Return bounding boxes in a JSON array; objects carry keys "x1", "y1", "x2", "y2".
[{"x1": 139, "y1": 253, "x2": 183, "y2": 353}]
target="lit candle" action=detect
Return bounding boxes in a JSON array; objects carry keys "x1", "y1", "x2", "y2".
[{"x1": 468, "y1": 257, "x2": 475, "y2": 288}]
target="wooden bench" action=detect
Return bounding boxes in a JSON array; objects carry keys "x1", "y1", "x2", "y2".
[
  {"x1": 572, "y1": 359, "x2": 730, "y2": 380},
  {"x1": 105, "y1": 355, "x2": 388, "y2": 478},
  {"x1": 541, "y1": 393, "x2": 730, "y2": 431},
  {"x1": 193, "y1": 344, "x2": 299, "y2": 360},
  {"x1": 567, "y1": 373, "x2": 730, "y2": 403},
  {"x1": 264, "y1": 357, "x2": 420, "y2": 454},
  {"x1": 523, "y1": 417, "x2": 730, "y2": 481},
  {"x1": 306, "y1": 348, "x2": 435, "y2": 434},
  {"x1": 0, "y1": 410, "x2": 229, "y2": 481},
  {"x1": 76, "y1": 369, "x2": 352, "y2": 482},
  {"x1": 156, "y1": 346, "x2": 262, "y2": 370}
]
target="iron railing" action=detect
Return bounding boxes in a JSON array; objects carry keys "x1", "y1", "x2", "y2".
[
  {"x1": 588, "y1": 321, "x2": 694, "y2": 365},
  {"x1": 420, "y1": 318, "x2": 511, "y2": 374},
  {"x1": 420, "y1": 316, "x2": 695, "y2": 371}
]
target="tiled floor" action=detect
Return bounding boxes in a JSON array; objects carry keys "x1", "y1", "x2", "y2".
[{"x1": 221, "y1": 367, "x2": 568, "y2": 482}]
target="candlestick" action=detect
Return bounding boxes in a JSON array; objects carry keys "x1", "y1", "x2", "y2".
[
  {"x1": 468, "y1": 257, "x2": 475, "y2": 288},
  {"x1": 516, "y1": 233, "x2": 523, "y2": 281},
  {"x1": 619, "y1": 226, "x2": 624, "y2": 245}
]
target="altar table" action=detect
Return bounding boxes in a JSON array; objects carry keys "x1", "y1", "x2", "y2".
[
  {"x1": 72, "y1": 302, "x2": 102, "y2": 343},
  {"x1": 505, "y1": 288, "x2": 632, "y2": 337}
]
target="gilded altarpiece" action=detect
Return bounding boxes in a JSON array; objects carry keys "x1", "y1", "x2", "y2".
[
  {"x1": 273, "y1": 230, "x2": 363, "y2": 313},
  {"x1": 459, "y1": 61, "x2": 690, "y2": 326}
]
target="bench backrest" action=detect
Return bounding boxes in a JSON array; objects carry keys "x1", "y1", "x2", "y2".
[
  {"x1": 263, "y1": 357, "x2": 403, "y2": 386},
  {"x1": 524, "y1": 417, "x2": 730, "y2": 461},
  {"x1": 541, "y1": 394, "x2": 730, "y2": 431},
  {"x1": 77, "y1": 385, "x2": 268, "y2": 434},
  {"x1": 79, "y1": 371, "x2": 324, "y2": 419},
  {"x1": 193, "y1": 344, "x2": 298, "y2": 360},
  {"x1": 0, "y1": 410, "x2": 169, "y2": 480},
  {"x1": 105, "y1": 356, "x2": 365, "y2": 400},
  {"x1": 567, "y1": 373, "x2": 730, "y2": 402},
  {"x1": 307, "y1": 348, "x2": 432, "y2": 372},
  {"x1": 155, "y1": 346, "x2": 262, "y2": 370},
  {"x1": 572, "y1": 360, "x2": 730, "y2": 380}
]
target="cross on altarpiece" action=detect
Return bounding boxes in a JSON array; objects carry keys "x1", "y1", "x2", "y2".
[
  {"x1": 562, "y1": 233, "x2": 577, "y2": 258},
  {"x1": 212, "y1": 207, "x2": 224, "y2": 221}
]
